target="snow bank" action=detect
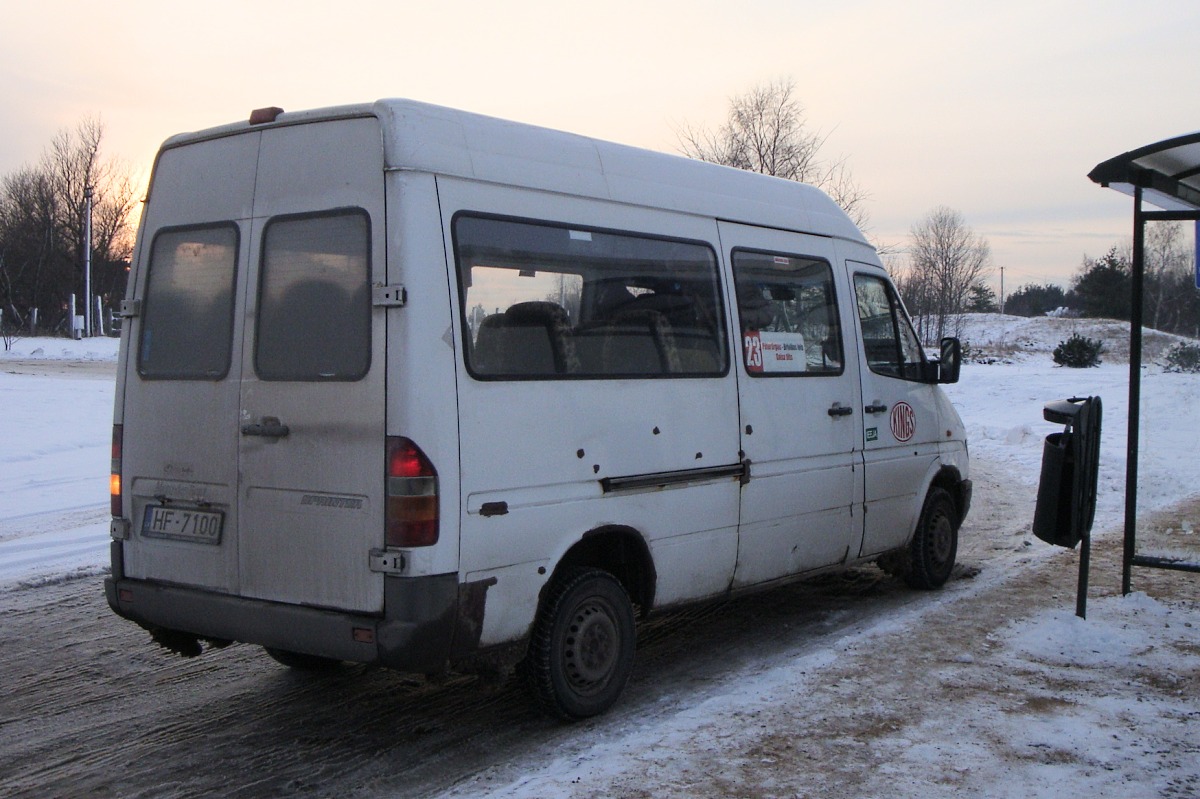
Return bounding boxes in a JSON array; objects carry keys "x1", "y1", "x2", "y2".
[
  {"x1": 958, "y1": 312, "x2": 1193, "y2": 364},
  {"x1": 1, "y1": 335, "x2": 120, "y2": 362},
  {"x1": 1005, "y1": 591, "x2": 1190, "y2": 668}
]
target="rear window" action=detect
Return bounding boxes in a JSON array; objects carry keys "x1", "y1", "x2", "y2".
[
  {"x1": 454, "y1": 214, "x2": 727, "y2": 379},
  {"x1": 138, "y1": 224, "x2": 239, "y2": 380},
  {"x1": 254, "y1": 209, "x2": 371, "y2": 381}
]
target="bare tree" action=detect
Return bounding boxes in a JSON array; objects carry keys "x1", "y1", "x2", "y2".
[
  {"x1": 899, "y1": 207, "x2": 991, "y2": 344},
  {"x1": 46, "y1": 117, "x2": 137, "y2": 278},
  {"x1": 1144, "y1": 221, "x2": 1190, "y2": 331},
  {"x1": 0, "y1": 116, "x2": 136, "y2": 334},
  {"x1": 677, "y1": 79, "x2": 870, "y2": 228}
]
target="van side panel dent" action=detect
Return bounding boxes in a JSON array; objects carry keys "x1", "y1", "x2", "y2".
[{"x1": 464, "y1": 563, "x2": 551, "y2": 647}]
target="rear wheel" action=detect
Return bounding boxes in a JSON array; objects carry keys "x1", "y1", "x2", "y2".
[
  {"x1": 263, "y1": 647, "x2": 342, "y2": 671},
  {"x1": 526, "y1": 568, "x2": 636, "y2": 720},
  {"x1": 903, "y1": 487, "x2": 959, "y2": 590}
]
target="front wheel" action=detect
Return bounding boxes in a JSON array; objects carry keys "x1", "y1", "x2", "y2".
[
  {"x1": 903, "y1": 487, "x2": 959, "y2": 590},
  {"x1": 526, "y1": 568, "x2": 636, "y2": 721}
]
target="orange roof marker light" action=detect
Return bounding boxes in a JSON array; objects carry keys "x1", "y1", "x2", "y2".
[{"x1": 249, "y1": 107, "x2": 284, "y2": 125}]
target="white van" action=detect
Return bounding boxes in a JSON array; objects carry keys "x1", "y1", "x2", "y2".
[{"x1": 106, "y1": 100, "x2": 971, "y2": 719}]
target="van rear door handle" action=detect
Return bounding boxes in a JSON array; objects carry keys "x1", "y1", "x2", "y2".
[
  {"x1": 865, "y1": 403, "x2": 889, "y2": 414},
  {"x1": 241, "y1": 417, "x2": 290, "y2": 438},
  {"x1": 827, "y1": 404, "x2": 854, "y2": 417}
]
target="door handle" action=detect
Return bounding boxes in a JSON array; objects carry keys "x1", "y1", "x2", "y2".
[
  {"x1": 828, "y1": 404, "x2": 854, "y2": 417},
  {"x1": 865, "y1": 403, "x2": 889, "y2": 414},
  {"x1": 241, "y1": 416, "x2": 290, "y2": 438}
]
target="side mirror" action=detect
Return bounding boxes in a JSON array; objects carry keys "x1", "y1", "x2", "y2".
[{"x1": 937, "y1": 337, "x2": 961, "y2": 384}]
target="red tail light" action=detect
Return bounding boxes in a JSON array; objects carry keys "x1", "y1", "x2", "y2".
[
  {"x1": 386, "y1": 437, "x2": 438, "y2": 547},
  {"x1": 110, "y1": 425, "x2": 123, "y2": 517}
]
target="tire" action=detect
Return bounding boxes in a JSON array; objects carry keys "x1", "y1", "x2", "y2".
[
  {"x1": 903, "y1": 487, "x2": 959, "y2": 590},
  {"x1": 263, "y1": 647, "x2": 343, "y2": 671},
  {"x1": 526, "y1": 568, "x2": 636, "y2": 721}
]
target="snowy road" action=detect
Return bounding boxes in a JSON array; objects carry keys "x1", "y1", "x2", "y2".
[
  {"x1": 0, "y1": 545, "x2": 948, "y2": 798},
  {"x1": 1, "y1": 469, "x2": 1195, "y2": 799}
]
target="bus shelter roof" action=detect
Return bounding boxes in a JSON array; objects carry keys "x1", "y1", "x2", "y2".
[{"x1": 1088, "y1": 131, "x2": 1200, "y2": 212}]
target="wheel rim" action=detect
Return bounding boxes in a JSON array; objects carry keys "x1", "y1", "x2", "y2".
[
  {"x1": 563, "y1": 598, "x2": 619, "y2": 695},
  {"x1": 929, "y1": 509, "x2": 954, "y2": 565}
]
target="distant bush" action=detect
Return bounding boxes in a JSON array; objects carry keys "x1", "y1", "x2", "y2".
[
  {"x1": 1005, "y1": 282, "x2": 1072, "y2": 317},
  {"x1": 1164, "y1": 342, "x2": 1200, "y2": 373},
  {"x1": 1053, "y1": 334, "x2": 1103, "y2": 368}
]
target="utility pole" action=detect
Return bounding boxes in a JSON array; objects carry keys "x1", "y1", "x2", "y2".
[
  {"x1": 84, "y1": 185, "x2": 94, "y2": 337},
  {"x1": 999, "y1": 265, "x2": 1005, "y2": 315}
]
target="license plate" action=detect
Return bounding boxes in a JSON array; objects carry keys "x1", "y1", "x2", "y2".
[{"x1": 141, "y1": 505, "x2": 224, "y2": 545}]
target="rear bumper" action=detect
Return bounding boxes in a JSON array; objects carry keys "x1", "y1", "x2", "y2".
[{"x1": 105, "y1": 567, "x2": 461, "y2": 674}]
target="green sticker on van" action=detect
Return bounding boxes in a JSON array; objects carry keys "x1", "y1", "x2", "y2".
[{"x1": 866, "y1": 428, "x2": 878, "y2": 442}]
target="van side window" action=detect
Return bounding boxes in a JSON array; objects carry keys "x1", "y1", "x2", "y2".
[
  {"x1": 255, "y1": 210, "x2": 371, "y2": 381},
  {"x1": 853, "y1": 274, "x2": 925, "y2": 380},
  {"x1": 454, "y1": 214, "x2": 727, "y2": 379},
  {"x1": 137, "y1": 224, "x2": 239, "y2": 380},
  {"x1": 733, "y1": 250, "x2": 843, "y2": 376}
]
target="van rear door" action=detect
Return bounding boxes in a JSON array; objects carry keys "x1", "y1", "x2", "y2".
[
  {"x1": 236, "y1": 118, "x2": 387, "y2": 613},
  {"x1": 120, "y1": 133, "x2": 259, "y2": 594},
  {"x1": 121, "y1": 117, "x2": 387, "y2": 614}
]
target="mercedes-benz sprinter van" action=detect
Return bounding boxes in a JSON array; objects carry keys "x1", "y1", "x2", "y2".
[{"x1": 106, "y1": 100, "x2": 971, "y2": 719}]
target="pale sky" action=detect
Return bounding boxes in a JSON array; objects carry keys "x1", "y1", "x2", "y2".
[{"x1": 2, "y1": 0, "x2": 1197, "y2": 293}]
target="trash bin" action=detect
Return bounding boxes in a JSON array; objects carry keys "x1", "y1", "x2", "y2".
[{"x1": 1033, "y1": 396, "x2": 1102, "y2": 548}]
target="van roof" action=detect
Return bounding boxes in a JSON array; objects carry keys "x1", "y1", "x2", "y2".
[{"x1": 158, "y1": 99, "x2": 869, "y2": 246}]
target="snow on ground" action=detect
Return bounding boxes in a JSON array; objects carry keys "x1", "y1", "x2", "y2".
[
  {"x1": 956, "y1": 312, "x2": 1191, "y2": 364},
  {"x1": 1, "y1": 321, "x2": 1198, "y2": 796},
  {"x1": 2, "y1": 334, "x2": 120, "y2": 362},
  {"x1": 945, "y1": 359, "x2": 1198, "y2": 555},
  {"x1": 0, "y1": 336, "x2": 118, "y2": 588},
  {"x1": 444, "y1": 587, "x2": 1199, "y2": 799},
  {"x1": 944, "y1": 314, "x2": 1200, "y2": 561}
]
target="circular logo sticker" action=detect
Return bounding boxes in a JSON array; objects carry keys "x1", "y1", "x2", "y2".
[{"x1": 890, "y1": 401, "x2": 916, "y2": 442}]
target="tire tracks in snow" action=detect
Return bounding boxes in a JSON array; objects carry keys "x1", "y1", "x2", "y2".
[{"x1": 0, "y1": 562, "x2": 938, "y2": 798}]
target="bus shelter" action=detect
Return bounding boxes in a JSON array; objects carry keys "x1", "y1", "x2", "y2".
[{"x1": 1088, "y1": 132, "x2": 1200, "y2": 592}]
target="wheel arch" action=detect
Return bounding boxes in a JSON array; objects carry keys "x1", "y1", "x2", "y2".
[
  {"x1": 545, "y1": 525, "x2": 657, "y2": 618},
  {"x1": 928, "y1": 465, "x2": 970, "y2": 528}
]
